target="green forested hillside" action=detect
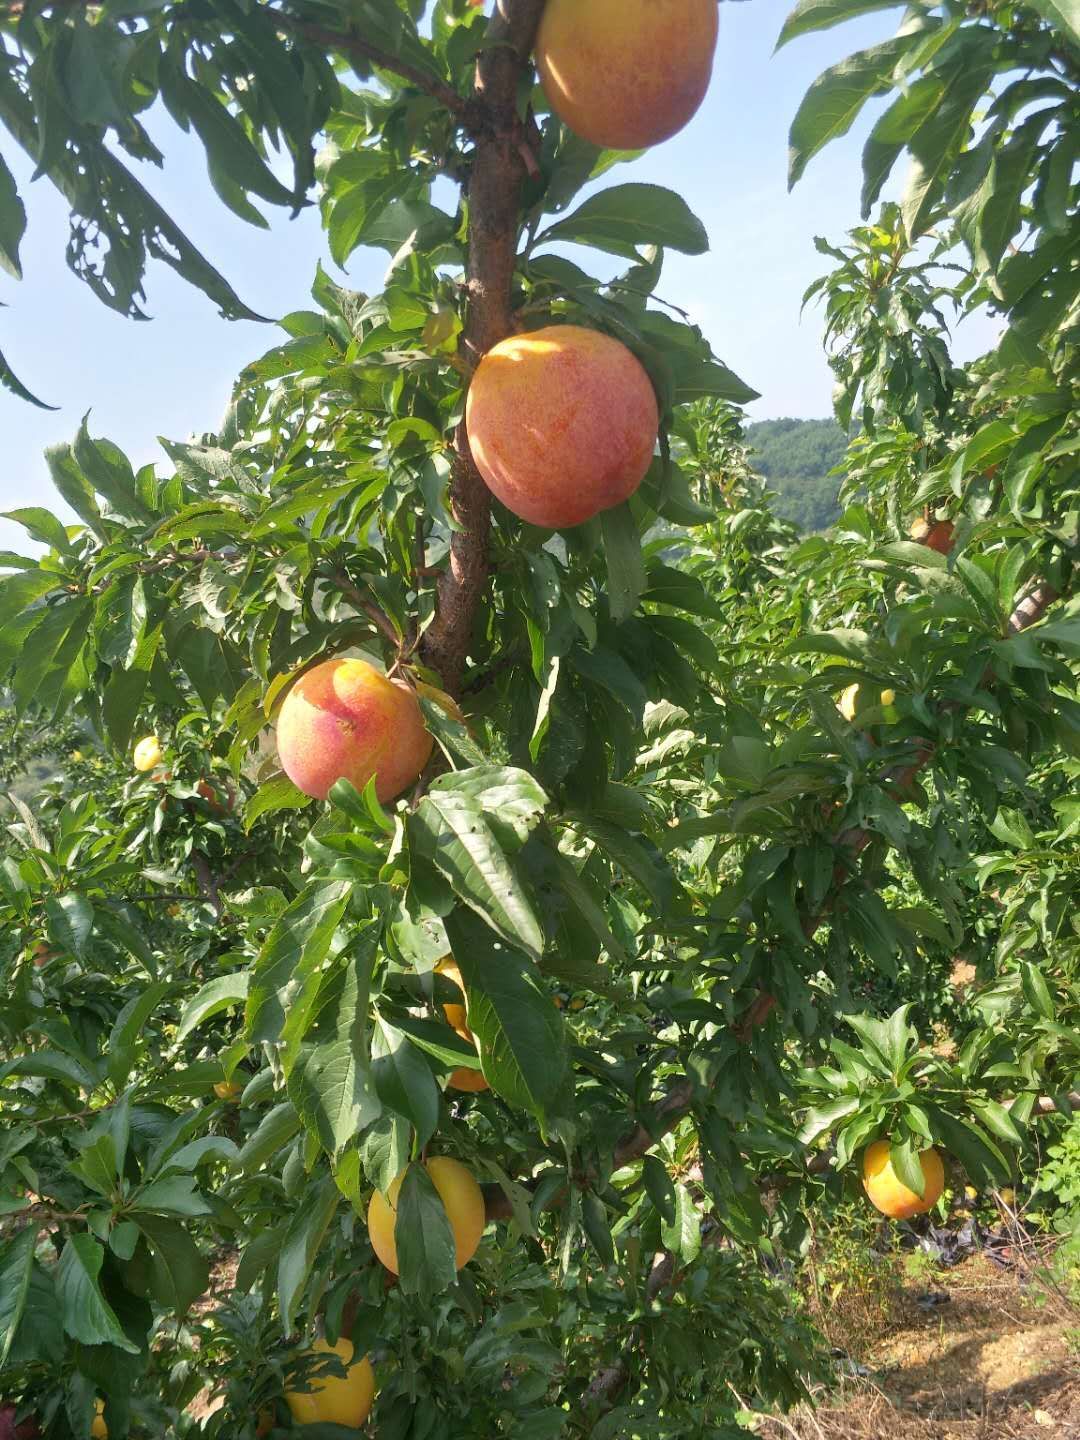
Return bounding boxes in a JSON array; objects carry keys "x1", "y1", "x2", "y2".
[{"x1": 747, "y1": 417, "x2": 847, "y2": 531}]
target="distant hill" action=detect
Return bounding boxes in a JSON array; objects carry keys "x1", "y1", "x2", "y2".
[{"x1": 746, "y1": 417, "x2": 847, "y2": 532}]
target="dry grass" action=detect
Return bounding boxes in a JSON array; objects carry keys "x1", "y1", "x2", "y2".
[{"x1": 758, "y1": 1250, "x2": 1080, "y2": 1439}]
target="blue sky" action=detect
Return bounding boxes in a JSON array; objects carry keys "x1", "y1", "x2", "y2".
[{"x1": 0, "y1": 1, "x2": 999, "y2": 552}]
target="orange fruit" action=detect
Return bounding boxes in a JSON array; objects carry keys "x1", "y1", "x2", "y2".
[
  {"x1": 368, "y1": 1157, "x2": 485, "y2": 1274},
  {"x1": 862, "y1": 1140, "x2": 944, "y2": 1219}
]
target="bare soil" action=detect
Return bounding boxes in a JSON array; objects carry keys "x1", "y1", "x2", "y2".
[{"x1": 759, "y1": 1257, "x2": 1079, "y2": 1439}]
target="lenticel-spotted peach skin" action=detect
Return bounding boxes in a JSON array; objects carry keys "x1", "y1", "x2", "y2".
[
  {"x1": 276, "y1": 657, "x2": 433, "y2": 803},
  {"x1": 465, "y1": 325, "x2": 659, "y2": 530},
  {"x1": 536, "y1": 0, "x2": 719, "y2": 151}
]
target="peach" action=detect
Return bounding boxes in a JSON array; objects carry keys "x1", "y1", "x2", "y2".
[
  {"x1": 276, "y1": 658, "x2": 433, "y2": 803},
  {"x1": 284, "y1": 1337, "x2": 375, "y2": 1428},
  {"x1": 133, "y1": 735, "x2": 162, "y2": 772},
  {"x1": 466, "y1": 326, "x2": 658, "y2": 529},
  {"x1": 367, "y1": 1157, "x2": 486, "y2": 1274},
  {"x1": 862, "y1": 1140, "x2": 944, "y2": 1219},
  {"x1": 536, "y1": 0, "x2": 719, "y2": 151},
  {"x1": 434, "y1": 957, "x2": 490, "y2": 1094},
  {"x1": 447, "y1": 1065, "x2": 489, "y2": 1093},
  {"x1": 909, "y1": 517, "x2": 955, "y2": 555}
]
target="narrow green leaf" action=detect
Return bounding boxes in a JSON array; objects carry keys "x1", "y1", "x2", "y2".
[
  {"x1": 445, "y1": 911, "x2": 569, "y2": 1122},
  {"x1": 244, "y1": 773, "x2": 314, "y2": 831},
  {"x1": 371, "y1": 1016, "x2": 438, "y2": 1148},
  {"x1": 642, "y1": 1155, "x2": 676, "y2": 1226},
  {"x1": 789, "y1": 39, "x2": 908, "y2": 188},
  {"x1": 56, "y1": 1234, "x2": 138, "y2": 1352},
  {"x1": 0, "y1": 1226, "x2": 36, "y2": 1366},
  {"x1": 277, "y1": 1175, "x2": 340, "y2": 1334},
  {"x1": 394, "y1": 1163, "x2": 457, "y2": 1299},
  {"x1": 177, "y1": 973, "x2": 249, "y2": 1044},
  {"x1": 288, "y1": 938, "x2": 382, "y2": 1155},
  {"x1": 409, "y1": 792, "x2": 543, "y2": 959},
  {"x1": 130, "y1": 1213, "x2": 210, "y2": 1315},
  {"x1": 245, "y1": 881, "x2": 350, "y2": 1048},
  {"x1": 538, "y1": 183, "x2": 709, "y2": 259},
  {"x1": 777, "y1": 0, "x2": 908, "y2": 49},
  {"x1": 601, "y1": 502, "x2": 646, "y2": 625}
]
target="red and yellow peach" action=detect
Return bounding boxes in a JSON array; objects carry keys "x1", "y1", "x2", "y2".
[
  {"x1": 536, "y1": 0, "x2": 719, "y2": 151},
  {"x1": 465, "y1": 325, "x2": 658, "y2": 529},
  {"x1": 276, "y1": 658, "x2": 433, "y2": 804}
]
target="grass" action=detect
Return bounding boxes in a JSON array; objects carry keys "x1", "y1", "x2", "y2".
[{"x1": 754, "y1": 1204, "x2": 1080, "y2": 1439}]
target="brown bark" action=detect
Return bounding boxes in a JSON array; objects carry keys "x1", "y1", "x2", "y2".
[{"x1": 418, "y1": 0, "x2": 548, "y2": 694}]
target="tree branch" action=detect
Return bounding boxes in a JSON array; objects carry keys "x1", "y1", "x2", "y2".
[
  {"x1": 269, "y1": 9, "x2": 474, "y2": 120},
  {"x1": 327, "y1": 569, "x2": 403, "y2": 654},
  {"x1": 419, "y1": 0, "x2": 548, "y2": 695}
]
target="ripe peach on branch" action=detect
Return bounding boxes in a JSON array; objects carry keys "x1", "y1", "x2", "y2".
[
  {"x1": 465, "y1": 325, "x2": 658, "y2": 529},
  {"x1": 276, "y1": 658, "x2": 432, "y2": 803}
]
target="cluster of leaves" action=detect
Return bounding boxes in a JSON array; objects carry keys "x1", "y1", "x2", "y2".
[{"x1": 0, "y1": 0, "x2": 1076, "y2": 1437}]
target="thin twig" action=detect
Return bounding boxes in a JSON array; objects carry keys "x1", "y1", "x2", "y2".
[{"x1": 269, "y1": 9, "x2": 474, "y2": 120}]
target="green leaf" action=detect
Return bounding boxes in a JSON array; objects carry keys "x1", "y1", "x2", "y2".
[
  {"x1": 969, "y1": 1098, "x2": 1023, "y2": 1146},
  {"x1": 777, "y1": 0, "x2": 909, "y2": 49},
  {"x1": 798, "y1": 1096, "x2": 859, "y2": 1146},
  {"x1": 131, "y1": 1214, "x2": 210, "y2": 1314},
  {"x1": 161, "y1": 63, "x2": 294, "y2": 210},
  {"x1": 0, "y1": 1226, "x2": 36, "y2": 1367},
  {"x1": 788, "y1": 39, "x2": 908, "y2": 188},
  {"x1": 391, "y1": 1016, "x2": 480, "y2": 1069},
  {"x1": 238, "y1": 1102, "x2": 301, "y2": 1175},
  {"x1": 427, "y1": 767, "x2": 549, "y2": 851},
  {"x1": 245, "y1": 881, "x2": 350, "y2": 1049},
  {"x1": 244, "y1": 772, "x2": 314, "y2": 831},
  {"x1": 0, "y1": 1048, "x2": 94, "y2": 1090},
  {"x1": 45, "y1": 892, "x2": 94, "y2": 958},
  {"x1": 2, "y1": 507, "x2": 70, "y2": 552},
  {"x1": 45, "y1": 443, "x2": 104, "y2": 535},
  {"x1": 660, "y1": 1183, "x2": 701, "y2": 1263},
  {"x1": 56, "y1": 1234, "x2": 138, "y2": 1352},
  {"x1": 289, "y1": 939, "x2": 382, "y2": 1155},
  {"x1": 72, "y1": 1135, "x2": 119, "y2": 1198},
  {"x1": 889, "y1": 1138, "x2": 927, "y2": 1198},
  {"x1": 926, "y1": 1107, "x2": 1010, "y2": 1186},
  {"x1": 582, "y1": 1191, "x2": 615, "y2": 1265},
  {"x1": 409, "y1": 792, "x2": 543, "y2": 960},
  {"x1": 0, "y1": 150, "x2": 25, "y2": 279},
  {"x1": 600, "y1": 502, "x2": 646, "y2": 624},
  {"x1": 371, "y1": 1016, "x2": 438, "y2": 1148},
  {"x1": 445, "y1": 911, "x2": 569, "y2": 1122},
  {"x1": 177, "y1": 973, "x2": 249, "y2": 1044},
  {"x1": 902, "y1": 62, "x2": 993, "y2": 239},
  {"x1": 642, "y1": 1155, "x2": 676, "y2": 1226},
  {"x1": 1020, "y1": 962, "x2": 1055, "y2": 1022},
  {"x1": 361, "y1": 1114, "x2": 412, "y2": 1195},
  {"x1": 394, "y1": 1163, "x2": 457, "y2": 1299},
  {"x1": 73, "y1": 419, "x2": 153, "y2": 523},
  {"x1": 0, "y1": 346, "x2": 56, "y2": 410},
  {"x1": 1026, "y1": 0, "x2": 1080, "y2": 46},
  {"x1": 277, "y1": 1175, "x2": 340, "y2": 1334},
  {"x1": 135, "y1": 1174, "x2": 212, "y2": 1218},
  {"x1": 538, "y1": 184, "x2": 709, "y2": 259}
]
